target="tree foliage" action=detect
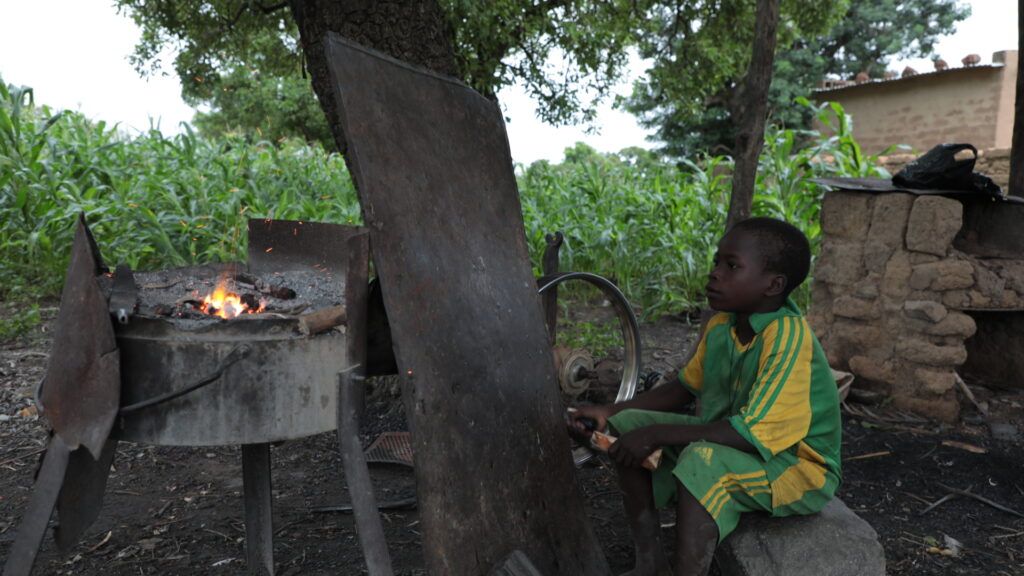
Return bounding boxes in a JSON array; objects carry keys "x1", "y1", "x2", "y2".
[
  {"x1": 115, "y1": 0, "x2": 852, "y2": 153},
  {"x1": 117, "y1": 0, "x2": 649, "y2": 144},
  {"x1": 625, "y1": 0, "x2": 971, "y2": 157}
]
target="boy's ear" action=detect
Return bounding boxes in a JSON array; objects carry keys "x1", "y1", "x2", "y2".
[{"x1": 764, "y1": 273, "x2": 788, "y2": 297}]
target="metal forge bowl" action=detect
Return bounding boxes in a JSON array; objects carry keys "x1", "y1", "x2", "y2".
[
  {"x1": 111, "y1": 219, "x2": 369, "y2": 447},
  {"x1": 114, "y1": 314, "x2": 348, "y2": 446}
]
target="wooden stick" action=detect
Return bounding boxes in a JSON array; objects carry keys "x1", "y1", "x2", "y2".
[
  {"x1": 937, "y1": 483, "x2": 1024, "y2": 519},
  {"x1": 954, "y1": 372, "x2": 987, "y2": 415},
  {"x1": 919, "y1": 493, "x2": 958, "y2": 515},
  {"x1": 297, "y1": 305, "x2": 347, "y2": 335},
  {"x1": 589, "y1": 431, "x2": 663, "y2": 471},
  {"x1": 844, "y1": 450, "x2": 891, "y2": 461}
]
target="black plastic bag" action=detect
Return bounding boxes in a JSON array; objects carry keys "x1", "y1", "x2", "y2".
[{"x1": 893, "y1": 143, "x2": 1003, "y2": 198}]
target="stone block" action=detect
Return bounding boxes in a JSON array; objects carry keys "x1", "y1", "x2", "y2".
[
  {"x1": 867, "y1": 193, "x2": 915, "y2": 246},
  {"x1": 814, "y1": 239, "x2": 865, "y2": 286},
  {"x1": 905, "y1": 196, "x2": 963, "y2": 256},
  {"x1": 833, "y1": 296, "x2": 879, "y2": 320},
  {"x1": 849, "y1": 355, "x2": 897, "y2": 386},
  {"x1": 830, "y1": 322, "x2": 884, "y2": 359},
  {"x1": 974, "y1": 261, "x2": 1006, "y2": 299},
  {"x1": 999, "y1": 290, "x2": 1021, "y2": 308},
  {"x1": 968, "y1": 290, "x2": 993, "y2": 308},
  {"x1": 896, "y1": 338, "x2": 967, "y2": 366},
  {"x1": 930, "y1": 260, "x2": 975, "y2": 291},
  {"x1": 914, "y1": 367, "x2": 956, "y2": 395},
  {"x1": 903, "y1": 300, "x2": 947, "y2": 323},
  {"x1": 807, "y1": 282, "x2": 833, "y2": 334},
  {"x1": 716, "y1": 498, "x2": 885, "y2": 576},
  {"x1": 942, "y1": 290, "x2": 971, "y2": 309},
  {"x1": 862, "y1": 241, "x2": 895, "y2": 273},
  {"x1": 881, "y1": 251, "x2": 911, "y2": 298},
  {"x1": 821, "y1": 192, "x2": 873, "y2": 240},
  {"x1": 924, "y1": 311, "x2": 977, "y2": 338},
  {"x1": 909, "y1": 263, "x2": 937, "y2": 290},
  {"x1": 853, "y1": 274, "x2": 881, "y2": 300},
  {"x1": 908, "y1": 253, "x2": 940, "y2": 265}
]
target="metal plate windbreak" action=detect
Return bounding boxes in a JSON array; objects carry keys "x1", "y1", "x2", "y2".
[{"x1": 325, "y1": 34, "x2": 608, "y2": 575}]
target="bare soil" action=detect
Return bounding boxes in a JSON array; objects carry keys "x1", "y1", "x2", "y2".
[{"x1": 1, "y1": 303, "x2": 1023, "y2": 575}]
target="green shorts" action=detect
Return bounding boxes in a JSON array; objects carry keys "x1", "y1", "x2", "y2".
[{"x1": 608, "y1": 409, "x2": 779, "y2": 542}]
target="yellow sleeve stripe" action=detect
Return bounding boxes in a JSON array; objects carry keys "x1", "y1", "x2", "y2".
[
  {"x1": 743, "y1": 317, "x2": 800, "y2": 423},
  {"x1": 744, "y1": 317, "x2": 814, "y2": 453}
]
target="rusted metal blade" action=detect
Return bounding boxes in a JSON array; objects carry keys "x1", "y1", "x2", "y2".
[
  {"x1": 325, "y1": 34, "x2": 607, "y2": 574},
  {"x1": 41, "y1": 215, "x2": 120, "y2": 458},
  {"x1": 54, "y1": 438, "x2": 118, "y2": 552},
  {"x1": 2, "y1": 436, "x2": 71, "y2": 576}
]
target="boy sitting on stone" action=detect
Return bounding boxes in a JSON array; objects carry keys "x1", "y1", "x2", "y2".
[{"x1": 568, "y1": 217, "x2": 842, "y2": 576}]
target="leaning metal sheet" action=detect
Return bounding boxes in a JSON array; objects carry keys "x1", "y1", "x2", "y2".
[
  {"x1": 41, "y1": 215, "x2": 120, "y2": 458},
  {"x1": 325, "y1": 34, "x2": 605, "y2": 574}
]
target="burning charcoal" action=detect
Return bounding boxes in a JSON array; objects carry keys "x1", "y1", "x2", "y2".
[
  {"x1": 235, "y1": 272, "x2": 296, "y2": 300},
  {"x1": 240, "y1": 293, "x2": 262, "y2": 311}
]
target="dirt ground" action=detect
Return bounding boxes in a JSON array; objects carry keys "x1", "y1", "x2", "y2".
[{"x1": 1, "y1": 302, "x2": 1023, "y2": 575}]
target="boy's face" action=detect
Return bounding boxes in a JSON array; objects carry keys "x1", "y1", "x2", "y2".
[{"x1": 705, "y1": 229, "x2": 785, "y2": 313}]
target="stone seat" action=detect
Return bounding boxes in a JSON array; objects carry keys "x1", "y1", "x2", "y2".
[{"x1": 715, "y1": 498, "x2": 885, "y2": 576}]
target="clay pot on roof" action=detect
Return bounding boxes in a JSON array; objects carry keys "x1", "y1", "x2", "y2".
[{"x1": 962, "y1": 53, "x2": 981, "y2": 66}]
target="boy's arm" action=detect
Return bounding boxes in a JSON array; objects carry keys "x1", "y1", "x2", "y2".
[
  {"x1": 567, "y1": 380, "x2": 695, "y2": 438},
  {"x1": 609, "y1": 421, "x2": 756, "y2": 469}
]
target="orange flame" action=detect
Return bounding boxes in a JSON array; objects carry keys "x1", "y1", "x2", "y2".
[{"x1": 199, "y1": 283, "x2": 265, "y2": 319}]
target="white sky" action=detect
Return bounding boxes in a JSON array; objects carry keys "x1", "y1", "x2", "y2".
[{"x1": 0, "y1": 1, "x2": 1017, "y2": 164}]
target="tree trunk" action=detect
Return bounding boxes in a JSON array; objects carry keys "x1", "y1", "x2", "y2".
[
  {"x1": 725, "y1": 0, "x2": 781, "y2": 230},
  {"x1": 289, "y1": 0, "x2": 457, "y2": 158},
  {"x1": 290, "y1": 3, "x2": 609, "y2": 574},
  {"x1": 1010, "y1": 0, "x2": 1024, "y2": 197}
]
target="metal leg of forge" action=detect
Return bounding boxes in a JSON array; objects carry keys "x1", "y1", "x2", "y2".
[
  {"x1": 1, "y1": 437, "x2": 70, "y2": 576},
  {"x1": 242, "y1": 443, "x2": 275, "y2": 576}
]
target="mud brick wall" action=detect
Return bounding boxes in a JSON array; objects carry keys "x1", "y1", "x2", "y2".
[{"x1": 808, "y1": 191, "x2": 1024, "y2": 421}]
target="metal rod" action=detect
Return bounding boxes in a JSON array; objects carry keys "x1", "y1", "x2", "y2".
[
  {"x1": 336, "y1": 370, "x2": 394, "y2": 576},
  {"x1": 119, "y1": 344, "x2": 251, "y2": 415},
  {"x1": 241, "y1": 443, "x2": 275, "y2": 576}
]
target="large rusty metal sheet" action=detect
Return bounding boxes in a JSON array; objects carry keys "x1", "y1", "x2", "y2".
[
  {"x1": 325, "y1": 34, "x2": 607, "y2": 575},
  {"x1": 42, "y1": 215, "x2": 120, "y2": 458}
]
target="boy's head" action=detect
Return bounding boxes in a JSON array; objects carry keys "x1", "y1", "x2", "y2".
[{"x1": 705, "y1": 217, "x2": 810, "y2": 313}]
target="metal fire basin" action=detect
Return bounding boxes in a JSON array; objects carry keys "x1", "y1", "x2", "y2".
[
  {"x1": 113, "y1": 313, "x2": 349, "y2": 446},
  {"x1": 109, "y1": 219, "x2": 368, "y2": 447}
]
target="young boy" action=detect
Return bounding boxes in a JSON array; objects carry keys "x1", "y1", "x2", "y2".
[{"x1": 568, "y1": 217, "x2": 841, "y2": 576}]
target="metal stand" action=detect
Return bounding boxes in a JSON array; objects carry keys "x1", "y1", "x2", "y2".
[
  {"x1": 2, "y1": 437, "x2": 71, "y2": 576},
  {"x1": 241, "y1": 443, "x2": 275, "y2": 576},
  {"x1": 337, "y1": 370, "x2": 394, "y2": 576}
]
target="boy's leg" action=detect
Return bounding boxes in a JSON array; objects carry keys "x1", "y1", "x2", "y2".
[
  {"x1": 673, "y1": 480, "x2": 718, "y2": 576},
  {"x1": 617, "y1": 464, "x2": 673, "y2": 576}
]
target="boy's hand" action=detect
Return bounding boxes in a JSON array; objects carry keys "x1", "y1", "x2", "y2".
[
  {"x1": 566, "y1": 405, "x2": 611, "y2": 443},
  {"x1": 609, "y1": 428, "x2": 660, "y2": 469}
]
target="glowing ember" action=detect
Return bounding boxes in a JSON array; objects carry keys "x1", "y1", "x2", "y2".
[{"x1": 199, "y1": 284, "x2": 265, "y2": 319}]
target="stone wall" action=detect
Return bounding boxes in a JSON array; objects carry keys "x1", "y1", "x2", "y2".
[{"x1": 809, "y1": 191, "x2": 1024, "y2": 421}]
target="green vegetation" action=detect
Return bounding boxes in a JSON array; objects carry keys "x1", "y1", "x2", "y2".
[
  {"x1": 0, "y1": 76, "x2": 360, "y2": 303},
  {"x1": 2, "y1": 78, "x2": 890, "y2": 342}
]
